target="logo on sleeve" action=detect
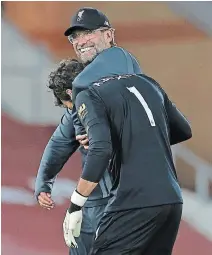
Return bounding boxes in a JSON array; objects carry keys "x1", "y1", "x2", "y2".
[{"x1": 78, "y1": 103, "x2": 88, "y2": 120}]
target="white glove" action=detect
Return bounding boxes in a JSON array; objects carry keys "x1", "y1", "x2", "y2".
[
  {"x1": 63, "y1": 209, "x2": 82, "y2": 248},
  {"x1": 63, "y1": 190, "x2": 88, "y2": 248}
]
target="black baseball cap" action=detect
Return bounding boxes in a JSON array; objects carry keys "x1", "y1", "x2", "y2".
[{"x1": 64, "y1": 7, "x2": 111, "y2": 36}]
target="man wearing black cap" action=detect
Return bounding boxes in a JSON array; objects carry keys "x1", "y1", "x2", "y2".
[
  {"x1": 64, "y1": 7, "x2": 116, "y2": 64},
  {"x1": 63, "y1": 7, "x2": 142, "y2": 100},
  {"x1": 35, "y1": 7, "x2": 143, "y2": 255}
]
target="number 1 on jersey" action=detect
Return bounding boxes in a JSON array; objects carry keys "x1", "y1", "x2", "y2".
[{"x1": 127, "y1": 86, "x2": 156, "y2": 127}]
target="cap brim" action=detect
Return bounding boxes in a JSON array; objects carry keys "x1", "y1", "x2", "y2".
[{"x1": 64, "y1": 24, "x2": 98, "y2": 36}]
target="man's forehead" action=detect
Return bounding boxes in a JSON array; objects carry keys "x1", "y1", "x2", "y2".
[
  {"x1": 71, "y1": 26, "x2": 108, "y2": 35},
  {"x1": 72, "y1": 28, "x2": 92, "y2": 35}
]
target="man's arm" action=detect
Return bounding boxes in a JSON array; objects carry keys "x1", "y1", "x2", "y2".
[
  {"x1": 63, "y1": 90, "x2": 112, "y2": 248},
  {"x1": 73, "y1": 90, "x2": 112, "y2": 198},
  {"x1": 35, "y1": 108, "x2": 79, "y2": 199},
  {"x1": 165, "y1": 96, "x2": 192, "y2": 145}
]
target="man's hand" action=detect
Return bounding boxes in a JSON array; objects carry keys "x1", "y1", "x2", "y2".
[
  {"x1": 37, "y1": 192, "x2": 54, "y2": 210},
  {"x1": 76, "y1": 134, "x2": 89, "y2": 149},
  {"x1": 63, "y1": 210, "x2": 82, "y2": 248}
]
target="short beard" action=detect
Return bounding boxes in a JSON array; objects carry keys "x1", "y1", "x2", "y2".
[
  {"x1": 80, "y1": 52, "x2": 98, "y2": 65},
  {"x1": 79, "y1": 46, "x2": 106, "y2": 64}
]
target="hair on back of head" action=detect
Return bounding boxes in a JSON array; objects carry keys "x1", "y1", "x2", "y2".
[{"x1": 48, "y1": 58, "x2": 84, "y2": 106}]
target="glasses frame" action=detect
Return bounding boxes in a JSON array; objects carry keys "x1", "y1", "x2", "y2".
[{"x1": 68, "y1": 27, "x2": 111, "y2": 44}]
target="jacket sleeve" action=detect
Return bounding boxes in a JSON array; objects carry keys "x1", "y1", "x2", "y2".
[
  {"x1": 75, "y1": 90, "x2": 112, "y2": 183},
  {"x1": 34, "y1": 108, "x2": 79, "y2": 198},
  {"x1": 165, "y1": 96, "x2": 192, "y2": 145}
]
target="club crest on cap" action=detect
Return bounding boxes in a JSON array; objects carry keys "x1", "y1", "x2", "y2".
[
  {"x1": 104, "y1": 21, "x2": 109, "y2": 26},
  {"x1": 77, "y1": 10, "x2": 84, "y2": 21}
]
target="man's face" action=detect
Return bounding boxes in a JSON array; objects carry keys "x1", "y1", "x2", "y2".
[
  {"x1": 69, "y1": 28, "x2": 112, "y2": 64},
  {"x1": 62, "y1": 100, "x2": 73, "y2": 110}
]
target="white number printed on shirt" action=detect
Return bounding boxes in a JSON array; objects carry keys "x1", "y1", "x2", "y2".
[{"x1": 127, "y1": 86, "x2": 156, "y2": 126}]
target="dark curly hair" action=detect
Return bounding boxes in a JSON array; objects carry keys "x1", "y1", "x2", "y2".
[{"x1": 48, "y1": 59, "x2": 84, "y2": 106}]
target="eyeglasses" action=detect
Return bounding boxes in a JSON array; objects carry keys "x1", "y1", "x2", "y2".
[{"x1": 68, "y1": 28, "x2": 109, "y2": 44}]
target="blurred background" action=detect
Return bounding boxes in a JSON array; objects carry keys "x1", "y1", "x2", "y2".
[{"x1": 1, "y1": 1, "x2": 212, "y2": 254}]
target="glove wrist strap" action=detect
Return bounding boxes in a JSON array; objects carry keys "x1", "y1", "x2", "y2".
[{"x1": 68, "y1": 203, "x2": 81, "y2": 213}]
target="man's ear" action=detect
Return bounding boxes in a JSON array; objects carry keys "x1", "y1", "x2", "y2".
[{"x1": 66, "y1": 89, "x2": 72, "y2": 97}]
